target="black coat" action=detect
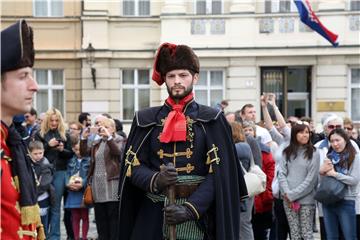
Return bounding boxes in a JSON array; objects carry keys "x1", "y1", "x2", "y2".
[
  {"x1": 31, "y1": 157, "x2": 53, "y2": 196},
  {"x1": 35, "y1": 130, "x2": 73, "y2": 171},
  {"x1": 118, "y1": 101, "x2": 247, "y2": 240}
]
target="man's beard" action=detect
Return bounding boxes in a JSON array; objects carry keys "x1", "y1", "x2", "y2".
[{"x1": 166, "y1": 82, "x2": 193, "y2": 100}]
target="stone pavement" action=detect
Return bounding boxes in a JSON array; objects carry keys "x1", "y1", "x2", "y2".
[{"x1": 60, "y1": 206, "x2": 98, "y2": 240}]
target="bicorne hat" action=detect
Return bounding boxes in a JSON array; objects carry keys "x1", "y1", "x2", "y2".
[
  {"x1": 1, "y1": 19, "x2": 34, "y2": 74},
  {"x1": 152, "y1": 43, "x2": 200, "y2": 86}
]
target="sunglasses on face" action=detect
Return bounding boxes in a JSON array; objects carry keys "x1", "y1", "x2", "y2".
[{"x1": 327, "y1": 125, "x2": 342, "y2": 130}]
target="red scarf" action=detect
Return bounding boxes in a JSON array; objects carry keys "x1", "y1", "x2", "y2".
[{"x1": 160, "y1": 93, "x2": 194, "y2": 143}]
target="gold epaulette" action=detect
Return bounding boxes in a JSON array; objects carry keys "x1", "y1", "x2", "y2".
[{"x1": 20, "y1": 205, "x2": 41, "y2": 225}]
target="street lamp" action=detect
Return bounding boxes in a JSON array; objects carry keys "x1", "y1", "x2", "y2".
[{"x1": 85, "y1": 43, "x2": 96, "y2": 88}]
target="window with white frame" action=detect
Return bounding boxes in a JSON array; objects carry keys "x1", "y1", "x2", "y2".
[
  {"x1": 34, "y1": 69, "x2": 65, "y2": 114},
  {"x1": 34, "y1": 0, "x2": 63, "y2": 17},
  {"x1": 122, "y1": 69, "x2": 150, "y2": 120},
  {"x1": 351, "y1": 68, "x2": 360, "y2": 122},
  {"x1": 265, "y1": 0, "x2": 297, "y2": 13},
  {"x1": 123, "y1": 0, "x2": 150, "y2": 16},
  {"x1": 195, "y1": 0, "x2": 222, "y2": 15},
  {"x1": 194, "y1": 70, "x2": 224, "y2": 107},
  {"x1": 350, "y1": 0, "x2": 360, "y2": 11}
]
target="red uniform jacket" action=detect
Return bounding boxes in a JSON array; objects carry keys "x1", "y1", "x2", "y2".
[{"x1": 1, "y1": 124, "x2": 38, "y2": 239}]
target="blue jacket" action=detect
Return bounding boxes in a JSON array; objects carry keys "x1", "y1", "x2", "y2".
[{"x1": 64, "y1": 156, "x2": 90, "y2": 208}]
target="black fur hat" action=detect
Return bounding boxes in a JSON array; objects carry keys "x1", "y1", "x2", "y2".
[
  {"x1": 1, "y1": 19, "x2": 34, "y2": 74},
  {"x1": 152, "y1": 43, "x2": 200, "y2": 86}
]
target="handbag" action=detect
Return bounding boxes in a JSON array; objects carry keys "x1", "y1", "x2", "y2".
[
  {"x1": 314, "y1": 176, "x2": 346, "y2": 205},
  {"x1": 240, "y1": 156, "x2": 267, "y2": 197},
  {"x1": 83, "y1": 177, "x2": 93, "y2": 205}
]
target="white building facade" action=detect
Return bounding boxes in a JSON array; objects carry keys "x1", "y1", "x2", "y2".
[
  {"x1": 2, "y1": 0, "x2": 359, "y2": 127},
  {"x1": 81, "y1": 0, "x2": 360, "y2": 128}
]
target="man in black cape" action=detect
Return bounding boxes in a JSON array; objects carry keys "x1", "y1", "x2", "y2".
[{"x1": 118, "y1": 43, "x2": 248, "y2": 240}]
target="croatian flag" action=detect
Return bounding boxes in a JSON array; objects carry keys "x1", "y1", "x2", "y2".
[{"x1": 294, "y1": 0, "x2": 339, "y2": 47}]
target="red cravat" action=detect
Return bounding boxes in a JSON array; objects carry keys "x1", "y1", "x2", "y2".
[{"x1": 160, "y1": 93, "x2": 194, "y2": 143}]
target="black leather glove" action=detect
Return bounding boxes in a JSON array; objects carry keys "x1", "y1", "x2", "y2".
[
  {"x1": 165, "y1": 204, "x2": 195, "y2": 225},
  {"x1": 153, "y1": 163, "x2": 178, "y2": 193}
]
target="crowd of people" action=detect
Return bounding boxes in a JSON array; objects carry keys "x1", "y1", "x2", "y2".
[
  {"x1": 2, "y1": 19, "x2": 360, "y2": 240},
  {"x1": 14, "y1": 107, "x2": 126, "y2": 240},
  {"x1": 225, "y1": 93, "x2": 360, "y2": 240},
  {"x1": 12, "y1": 74, "x2": 360, "y2": 240},
  {"x1": 12, "y1": 90, "x2": 360, "y2": 240}
]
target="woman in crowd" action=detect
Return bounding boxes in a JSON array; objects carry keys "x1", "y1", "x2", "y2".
[
  {"x1": 231, "y1": 121, "x2": 255, "y2": 240},
  {"x1": 278, "y1": 122, "x2": 320, "y2": 240},
  {"x1": 35, "y1": 108, "x2": 74, "y2": 239},
  {"x1": 314, "y1": 114, "x2": 360, "y2": 239},
  {"x1": 80, "y1": 117, "x2": 125, "y2": 240},
  {"x1": 320, "y1": 128, "x2": 360, "y2": 240}
]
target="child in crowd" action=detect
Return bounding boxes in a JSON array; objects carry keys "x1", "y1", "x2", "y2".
[
  {"x1": 65, "y1": 141, "x2": 90, "y2": 240},
  {"x1": 28, "y1": 140, "x2": 55, "y2": 236}
]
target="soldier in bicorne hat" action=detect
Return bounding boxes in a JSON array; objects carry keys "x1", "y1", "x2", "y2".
[
  {"x1": 117, "y1": 43, "x2": 248, "y2": 240},
  {"x1": 1, "y1": 19, "x2": 45, "y2": 239}
]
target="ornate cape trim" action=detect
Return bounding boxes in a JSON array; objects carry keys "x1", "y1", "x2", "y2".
[
  {"x1": 149, "y1": 172, "x2": 159, "y2": 193},
  {"x1": 124, "y1": 126, "x2": 155, "y2": 177},
  {"x1": 206, "y1": 144, "x2": 220, "y2": 173},
  {"x1": 125, "y1": 146, "x2": 140, "y2": 177}
]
